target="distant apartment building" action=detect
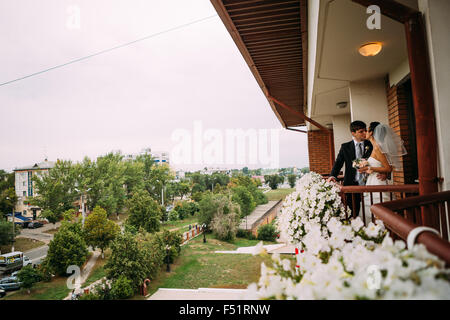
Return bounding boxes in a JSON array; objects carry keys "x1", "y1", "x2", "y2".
[
  {"x1": 13, "y1": 159, "x2": 55, "y2": 219},
  {"x1": 124, "y1": 148, "x2": 170, "y2": 165}
]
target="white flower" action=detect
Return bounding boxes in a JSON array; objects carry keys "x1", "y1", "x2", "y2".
[{"x1": 351, "y1": 217, "x2": 364, "y2": 231}]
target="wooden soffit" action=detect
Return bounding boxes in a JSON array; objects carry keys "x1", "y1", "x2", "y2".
[{"x1": 211, "y1": 0, "x2": 307, "y2": 128}]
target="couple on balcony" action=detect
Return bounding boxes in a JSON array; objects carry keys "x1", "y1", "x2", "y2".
[{"x1": 328, "y1": 120, "x2": 407, "y2": 224}]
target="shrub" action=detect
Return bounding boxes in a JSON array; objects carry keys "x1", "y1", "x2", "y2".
[
  {"x1": 257, "y1": 223, "x2": 278, "y2": 242},
  {"x1": 174, "y1": 203, "x2": 189, "y2": 220},
  {"x1": 17, "y1": 265, "x2": 42, "y2": 293},
  {"x1": 211, "y1": 209, "x2": 239, "y2": 242},
  {"x1": 110, "y1": 275, "x2": 134, "y2": 299},
  {"x1": 168, "y1": 210, "x2": 179, "y2": 221},
  {"x1": 236, "y1": 229, "x2": 256, "y2": 240},
  {"x1": 252, "y1": 189, "x2": 268, "y2": 205}
]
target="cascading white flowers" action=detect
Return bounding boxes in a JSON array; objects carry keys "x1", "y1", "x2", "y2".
[{"x1": 245, "y1": 172, "x2": 450, "y2": 300}]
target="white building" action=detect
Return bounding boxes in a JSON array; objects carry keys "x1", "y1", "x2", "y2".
[
  {"x1": 13, "y1": 159, "x2": 55, "y2": 219},
  {"x1": 124, "y1": 148, "x2": 170, "y2": 165}
]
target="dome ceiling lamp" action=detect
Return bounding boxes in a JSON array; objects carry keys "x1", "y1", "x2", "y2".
[{"x1": 358, "y1": 42, "x2": 383, "y2": 57}]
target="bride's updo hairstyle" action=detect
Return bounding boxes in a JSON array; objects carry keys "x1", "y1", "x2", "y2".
[
  {"x1": 369, "y1": 122, "x2": 386, "y2": 141},
  {"x1": 368, "y1": 121, "x2": 380, "y2": 133}
]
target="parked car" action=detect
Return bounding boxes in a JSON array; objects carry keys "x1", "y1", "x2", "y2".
[
  {"x1": 0, "y1": 288, "x2": 6, "y2": 298},
  {"x1": 23, "y1": 256, "x2": 33, "y2": 267},
  {"x1": 0, "y1": 277, "x2": 22, "y2": 291},
  {"x1": 28, "y1": 221, "x2": 43, "y2": 229}
]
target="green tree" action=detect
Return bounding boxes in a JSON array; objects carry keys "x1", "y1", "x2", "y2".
[
  {"x1": 83, "y1": 206, "x2": 120, "y2": 258},
  {"x1": 0, "y1": 170, "x2": 16, "y2": 219},
  {"x1": 0, "y1": 220, "x2": 20, "y2": 247},
  {"x1": 300, "y1": 167, "x2": 310, "y2": 174},
  {"x1": 105, "y1": 232, "x2": 151, "y2": 290},
  {"x1": 40, "y1": 209, "x2": 60, "y2": 229},
  {"x1": 210, "y1": 206, "x2": 239, "y2": 242},
  {"x1": 198, "y1": 192, "x2": 240, "y2": 228},
  {"x1": 126, "y1": 190, "x2": 163, "y2": 233},
  {"x1": 31, "y1": 160, "x2": 78, "y2": 220},
  {"x1": 231, "y1": 186, "x2": 256, "y2": 218},
  {"x1": 46, "y1": 221, "x2": 89, "y2": 276},
  {"x1": 17, "y1": 265, "x2": 42, "y2": 294},
  {"x1": 264, "y1": 174, "x2": 284, "y2": 190},
  {"x1": 287, "y1": 174, "x2": 297, "y2": 188}
]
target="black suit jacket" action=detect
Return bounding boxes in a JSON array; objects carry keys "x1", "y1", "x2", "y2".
[{"x1": 330, "y1": 140, "x2": 373, "y2": 186}]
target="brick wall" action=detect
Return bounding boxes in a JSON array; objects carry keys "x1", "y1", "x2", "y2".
[
  {"x1": 308, "y1": 129, "x2": 333, "y2": 175},
  {"x1": 386, "y1": 77, "x2": 416, "y2": 184}
]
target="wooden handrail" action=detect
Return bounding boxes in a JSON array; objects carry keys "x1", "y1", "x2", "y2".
[
  {"x1": 371, "y1": 202, "x2": 450, "y2": 266},
  {"x1": 340, "y1": 185, "x2": 419, "y2": 193},
  {"x1": 374, "y1": 190, "x2": 450, "y2": 211}
]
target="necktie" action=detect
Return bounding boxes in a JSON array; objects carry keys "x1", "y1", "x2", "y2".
[{"x1": 355, "y1": 142, "x2": 364, "y2": 185}]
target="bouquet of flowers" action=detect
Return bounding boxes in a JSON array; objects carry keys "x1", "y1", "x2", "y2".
[{"x1": 352, "y1": 158, "x2": 369, "y2": 169}]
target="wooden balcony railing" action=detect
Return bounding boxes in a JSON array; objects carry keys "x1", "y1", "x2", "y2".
[
  {"x1": 339, "y1": 184, "x2": 420, "y2": 225},
  {"x1": 371, "y1": 191, "x2": 450, "y2": 266}
]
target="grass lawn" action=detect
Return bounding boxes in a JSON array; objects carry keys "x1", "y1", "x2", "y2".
[
  {"x1": 265, "y1": 188, "x2": 295, "y2": 201},
  {"x1": 0, "y1": 238, "x2": 45, "y2": 254},
  {"x1": 43, "y1": 228, "x2": 59, "y2": 235},
  {"x1": 3, "y1": 276, "x2": 71, "y2": 300},
  {"x1": 143, "y1": 234, "x2": 285, "y2": 297},
  {"x1": 161, "y1": 214, "x2": 199, "y2": 231}
]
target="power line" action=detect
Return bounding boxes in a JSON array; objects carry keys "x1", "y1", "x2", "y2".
[{"x1": 0, "y1": 14, "x2": 218, "y2": 88}]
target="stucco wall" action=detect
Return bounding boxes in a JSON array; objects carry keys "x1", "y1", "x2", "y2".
[{"x1": 349, "y1": 78, "x2": 389, "y2": 126}]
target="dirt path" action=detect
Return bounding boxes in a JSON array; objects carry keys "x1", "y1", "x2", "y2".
[{"x1": 63, "y1": 249, "x2": 101, "y2": 300}]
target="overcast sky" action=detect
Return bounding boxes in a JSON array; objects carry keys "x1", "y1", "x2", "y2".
[{"x1": 0, "y1": 0, "x2": 309, "y2": 172}]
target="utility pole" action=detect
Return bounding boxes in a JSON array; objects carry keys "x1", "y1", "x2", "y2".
[{"x1": 11, "y1": 207, "x2": 15, "y2": 252}]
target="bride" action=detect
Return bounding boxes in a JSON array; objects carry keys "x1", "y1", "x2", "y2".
[{"x1": 357, "y1": 122, "x2": 407, "y2": 224}]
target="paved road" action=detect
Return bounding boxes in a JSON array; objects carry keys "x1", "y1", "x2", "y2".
[
  {"x1": 16, "y1": 222, "x2": 60, "y2": 244},
  {"x1": 25, "y1": 245, "x2": 49, "y2": 265}
]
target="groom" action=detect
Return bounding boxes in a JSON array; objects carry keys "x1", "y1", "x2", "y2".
[{"x1": 327, "y1": 120, "x2": 373, "y2": 216}]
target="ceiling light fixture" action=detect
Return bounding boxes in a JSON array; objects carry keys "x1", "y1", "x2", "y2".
[
  {"x1": 336, "y1": 101, "x2": 348, "y2": 109},
  {"x1": 358, "y1": 42, "x2": 383, "y2": 57}
]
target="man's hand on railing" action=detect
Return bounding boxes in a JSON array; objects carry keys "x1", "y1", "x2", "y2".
[{"x1": 327, "y1": 176, "x2": 336, "y2": 183}]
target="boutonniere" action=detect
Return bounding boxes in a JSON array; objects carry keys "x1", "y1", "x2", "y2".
[{"x1": 365, "y1": 146, "x2": 369, "y2": 152}]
